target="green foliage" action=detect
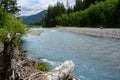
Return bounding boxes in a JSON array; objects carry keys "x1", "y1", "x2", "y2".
[
  {"x1": 74, "y1": 0, "x2": 83, "y2": 12},
  {"x1": 42, "y1": 2, "x2": 66, "y2": 27},
  {"x1": 1, "y1": 0, "x2": 20, "y2": 14},
  {"x1": 0, "y1": 6, "x2": 7, "y2": 28},
  {"x1": 0, "y1": 6, "x2": 26, "y2": 46},
  {"x1": 67, "y1": 7, "x2": 73, "y2": 14},
  {"x1": 56, "y1": 0, "x2": 119, "y2": 28},
  {"x1": 0, "y1": 29, "x2": 7, "y2": 42},
  {"x1": 42, "y1": 0, "x2": 109, "y2": 27},
  {"x1": 4, "y1": 15, "x2": 26, "y2": 35},
  {"x1": 27, "y1": 25, "x2": 42, "y2": 28},
  {"x1": 118, "y1": 0, "x2": 120, "y2": 26},
  {"x1": 63, "y1": 77, "x2": 68, "y2": 80},
  {"x1": 82, "y1": 0, "x2": 105, "y2": 9},
  {"x1": 35, "y1": 63, "x2": 50, "y2": 72}
]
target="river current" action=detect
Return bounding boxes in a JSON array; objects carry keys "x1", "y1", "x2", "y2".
[{"x1": 22, "y1": 28, "x2": 120, "y2": 80}]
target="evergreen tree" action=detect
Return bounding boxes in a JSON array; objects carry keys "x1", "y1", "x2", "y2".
[
  {"x1": 74, "y1": 0, "x2": 83, "y2": 12},
  {"x1": 56, "y1": 0, "x2": 118, "y2": 28},
  {"x1": 83, "y1": 0, "x2": 105, "y2": 9},
  {"x1": 43, "y1": 2, "x2": 66, "y2": 27},
  {"x1": 116, "y1": 0, "x2": 120, "y2": 26},
  {"x1": 1, "y1": 0, "x2": 20, "y2": 14},
  {"x1": 67, "y1": 7, "x2": 73, "y2": 14}
]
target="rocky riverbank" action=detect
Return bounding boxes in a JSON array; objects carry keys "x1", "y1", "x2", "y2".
[
  {"x1": 59, "y1": 27, "x2": 120, "y2": 38},
  {"x1": 27, "y1": 28, "x2": 44, "y2": 36},
  {"x1": 0, "y1": 29, "x2": 79, "y2": 80}
]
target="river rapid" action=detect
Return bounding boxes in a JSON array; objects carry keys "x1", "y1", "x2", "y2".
[{"x1": 22, "y1": 28, "x2": 120, "y2": 80}]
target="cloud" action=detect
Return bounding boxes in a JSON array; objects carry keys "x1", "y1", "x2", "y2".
[{"x1": 17, "y1": 0, "x2": 75, "y2": 16}]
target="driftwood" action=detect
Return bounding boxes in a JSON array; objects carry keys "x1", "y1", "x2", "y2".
[
  {"x1": 25, "y1": 60, "x2": 76, "y2": 80},
  {"x1": 39, "y1": 60, "x2": 76, "y2": 80},
  {"x1": 0, "y1": 33, "x2": 79, "y2": 80},
  {"x1": 11, "y1": 53, "x2": 77, "y2": 80}
]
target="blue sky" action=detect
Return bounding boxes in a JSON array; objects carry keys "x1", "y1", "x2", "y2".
[{"x1": 17, "y1": 0, "x2": 75, "y2": 16}]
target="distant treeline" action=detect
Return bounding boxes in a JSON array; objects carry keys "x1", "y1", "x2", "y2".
[{"x1": 42, "y1": 0, "x2": 120, "y2": 28}]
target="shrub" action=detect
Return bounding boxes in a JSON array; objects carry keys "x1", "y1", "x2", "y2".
[
  {"x1": 35, "y1": 63, "x2": 51, "y2": 72},
  {"x1": 0, "y1": 6, "x2": 26, "y2": 47}
]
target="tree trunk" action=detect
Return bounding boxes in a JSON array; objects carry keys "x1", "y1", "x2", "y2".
[{"x1": 0, "y1": 33, "x2": 19, "y2": 80}]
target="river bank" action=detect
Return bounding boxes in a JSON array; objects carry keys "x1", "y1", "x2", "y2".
[
  {"x1": 59, "y1": 27, "x2": 120, "y2": 38},
  {"x1": 21, "y1": 28, "x2": 120, "y2": 80},
  {"x1": 27, "y1": 28, "x2": 44, "y2": 36},
  {"x1": 0, "y1": 29, "x2": 79, "y2": 80}
]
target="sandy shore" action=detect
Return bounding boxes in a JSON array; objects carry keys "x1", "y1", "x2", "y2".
[{"x1": 59, "y1": 27, "x2": 120, "y2": 38}]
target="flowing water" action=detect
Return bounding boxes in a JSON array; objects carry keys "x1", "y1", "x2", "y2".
[{"x1": 22, "y1": 28, "x2": 120, "y2": 80}]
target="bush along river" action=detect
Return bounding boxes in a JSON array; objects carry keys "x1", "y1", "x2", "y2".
[{"x1": 22, "y1": 28, "x2": 120, "y2": 80}]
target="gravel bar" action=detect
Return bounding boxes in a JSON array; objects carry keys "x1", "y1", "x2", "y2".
[{"x1": 59, "y1": 27, "x2": 120, "y2": 38}]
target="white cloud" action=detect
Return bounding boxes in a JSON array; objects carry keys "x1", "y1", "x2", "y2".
[{"x1": 17, "y1": 0, "x2": 75, "y2": 16}]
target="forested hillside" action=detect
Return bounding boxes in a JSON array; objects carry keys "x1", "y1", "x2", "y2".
[
  {"x1": 42, "y1": 0, "x2": 120, "y2": 28},
  {"x1": 42, "y1": 2, "x2": 66, "y2": 27},
  {"x1": 20, "y1": 10, "x2": 47, "y2": 24}
]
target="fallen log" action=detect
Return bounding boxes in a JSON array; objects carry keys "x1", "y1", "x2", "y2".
[
  {"x1": 27, "y1": 60, "x2": 76, "y2": 80},
  {"x1": 43, "y1": 60, "x2": 75, "y2": 80},
  {"x1": 0, "y1": 33, "x2": 79, "y2": 80},
  {"x1": 12, "y1": 54, "x2": 78, "y2": 80}
]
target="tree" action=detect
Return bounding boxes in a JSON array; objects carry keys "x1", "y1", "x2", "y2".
[
  {"x1": 67, "y1": 7, "x2": 73, "y2": 14},
  {"x1": 74, "y1": 0, "x2": 83, "y2": 12},
  {"x1": 117, "y1": 0, "x2": 120, "y2": 18},
  {"x1": 1, "y1": 0, "x2": 20, "y2": 14},
  {"x1": 0, "y1": 5, "x2": 7, "y2": 28},
  {"x1": 0, "y1": 5, "x2": 26, "y2": 79},
  {"x1": 82, "y1": 0, "x2": 105, "y2": 9},
  {"x1": 115, "y1": 0, "x2": 120, "y2": 26},
  {"x1": 42, "y1": 2, "x2": 66, "y2": 27},
  {"x1": 55, "y1": 0, "x2": 118, "y2": 28}
]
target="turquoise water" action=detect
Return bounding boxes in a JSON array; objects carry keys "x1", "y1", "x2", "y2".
[{"x1": 22, "y1": 28, "x2": 120, "y2": 80}]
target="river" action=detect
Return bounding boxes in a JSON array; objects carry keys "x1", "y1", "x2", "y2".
[{"x1": 22, "y1": 28, "x2": 120, "y2": 80}]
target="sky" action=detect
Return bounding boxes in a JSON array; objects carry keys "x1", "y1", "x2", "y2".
[{"x1": 17, "y1": 0, "x2": 75, "y2": 16}]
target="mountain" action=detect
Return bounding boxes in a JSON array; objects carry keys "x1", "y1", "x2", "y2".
[{"x1": 20, "y1": 10, "x2": 47, "y2": 24}]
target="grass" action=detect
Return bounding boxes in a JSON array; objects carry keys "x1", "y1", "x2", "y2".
[
  {"x1": 35, "y1": 62, "x2": 70, "y2": 80},
  {"x1": 34, "y1": 62, "x2": 51, "y2": 72},
  {"x1": 63, "y1": 78, "x2": 68, "y2": 80}
]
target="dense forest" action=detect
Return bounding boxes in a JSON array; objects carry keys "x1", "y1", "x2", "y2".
[
  {"x1": 42, "y1": 0, "x2": 120, "y2": 28},
  {"x1": 0, "y1": 0, "x2": 26, "y2": 46}
]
